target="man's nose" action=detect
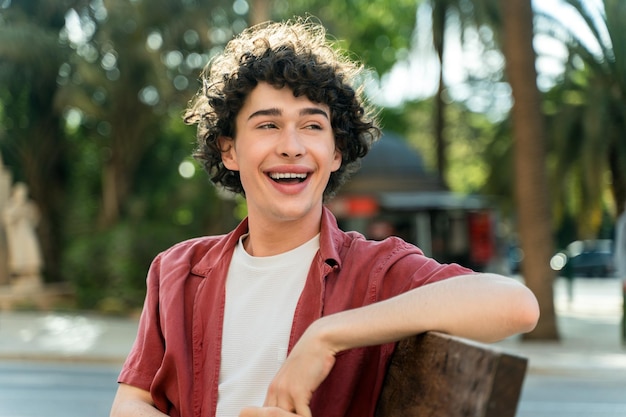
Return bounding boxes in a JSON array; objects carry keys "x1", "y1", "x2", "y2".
[{"x1": 277, "y1": 127, "x2": 305, "y2": 158}]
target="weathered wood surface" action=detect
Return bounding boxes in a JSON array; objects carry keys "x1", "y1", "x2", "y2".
[{"x1": 375, "y1": 332, "x2": 528, "y2": 417}]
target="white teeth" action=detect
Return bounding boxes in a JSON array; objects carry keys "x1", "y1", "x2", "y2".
[{"x1": 269, "y1": 172, "x2": 307, "y2": 179}]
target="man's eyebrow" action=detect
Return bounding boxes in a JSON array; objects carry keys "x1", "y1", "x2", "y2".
[
  {"x1": 299, "y1": 107, "x2": 329, "y2": 119},
  {"x1": 247, "y1": 107, "x2": 329, "y2": 120},
  {"x1": 248, "y1": 108, "x2": 281, "y2": 120}
]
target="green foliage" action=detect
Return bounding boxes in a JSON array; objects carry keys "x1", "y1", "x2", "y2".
[
  {"x1": 0, "y1": 0, "x2": 248, "y2": 310},
  {"x1": 381, "y1": 100, "x2": 437, "y2": 172},
  {"x1": 380, "y1": 98, "x2": 496, "y2": 194},
  {"x1": 445, "y1": 111, "x2": 495, "y2": 193},
  {"x1": 272, "y1": 0, "x2": 420, "y2": 75},
  {"x1": 536, "y1": 0, "x2": 626, "y2": 238},
  {"x1": 60, "y1": 109, "x2": 228, "y2": 310},
  {"x1": 62, "y1": 220, "x2": 190, "y2": 311},
  {"x1": 481, "y1": 118, "x2": 514, "y2": 213}
]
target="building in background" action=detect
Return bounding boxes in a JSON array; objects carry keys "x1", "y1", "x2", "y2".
[{"x1": 328, "y1": 132, "x2": 500, "y2": 272}]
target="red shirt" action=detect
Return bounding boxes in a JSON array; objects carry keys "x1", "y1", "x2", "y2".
[{"x1": 118, "y1": 207, "x2": 473, "y2": 417}]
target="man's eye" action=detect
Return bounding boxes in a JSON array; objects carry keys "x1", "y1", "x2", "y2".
[
  {"x1": 305, "y1": 124, "x2": 322, "y2": 130},
  {"x1": 259, "y1": 123, "x2": 277, "y2": 129}
]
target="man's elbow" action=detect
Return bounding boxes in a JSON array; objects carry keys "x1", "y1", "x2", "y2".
[
  {"x1": 110, "y1": 383, "x2": 157, "y2": 417},
  {"x1": 515, "y1": 286, "x2": 540, "y2": 334}
]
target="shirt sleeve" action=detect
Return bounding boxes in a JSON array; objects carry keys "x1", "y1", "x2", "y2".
[
  {"x1": 373, "y1": 236, "x2": 475, "y2": 301},
  {"x1": 117, "y1": 254, "x2": 166, "y2": 391}
]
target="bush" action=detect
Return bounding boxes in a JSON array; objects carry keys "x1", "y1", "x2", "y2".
[{"x1": 62, "y1": 220, "x2": 188, "y2": 313}]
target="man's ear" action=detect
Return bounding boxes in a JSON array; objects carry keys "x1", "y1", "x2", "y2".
[
  {"x1": 218, "y1": 136, "x2": 238, "y2": 171},
  {"x1": 331, "y1": 148, "x2": 342, "y2": 172}
]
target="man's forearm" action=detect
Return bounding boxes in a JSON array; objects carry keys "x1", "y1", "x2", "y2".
[
  {"x1": 110, "y1": 384, "x2": 168, "y2": 417},
  {"x1": 111, "y1": 401, "x2": 168, "y2": 417},
  {"x1": 310, "y1": 273, "x2": 539, "y2": 352}
]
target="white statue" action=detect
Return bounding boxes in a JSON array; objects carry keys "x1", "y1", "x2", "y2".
[{"x1": 2, "y1": 182, "x2": 43, "y2": 284}]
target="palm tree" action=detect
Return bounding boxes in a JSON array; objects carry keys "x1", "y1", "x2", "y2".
[
  {"x1": 431, "y1": 0, "x2": 449, "y2": 181},
  {"x1": 424, "y1": 0, "x2": 559, "y2": 339},
  {"x1": 428, "y1": 0, "x2": 500, "y2": 182},
  {"x1": 499, "y1": 0, "x2": 559, "y2": 340},
  {"x1": 538, "y1": 0, "x2": 626, "y2": 233}
]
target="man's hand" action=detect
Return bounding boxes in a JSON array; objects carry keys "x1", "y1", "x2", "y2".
[{"x1": 259, "y1": 320, "x2": 338, "y2": 417}]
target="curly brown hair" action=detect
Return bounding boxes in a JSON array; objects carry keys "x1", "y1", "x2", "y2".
[{"x1": 184, "y1": 18, "x2": 381, "y2": 199}]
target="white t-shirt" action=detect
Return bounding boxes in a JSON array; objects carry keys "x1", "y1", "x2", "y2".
[{"x1": 216, "y1": 234, "x2": 320, "y2": 417}]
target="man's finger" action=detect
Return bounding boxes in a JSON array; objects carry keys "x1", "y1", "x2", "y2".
[
  {"x1": 239, "y1": 406, "x2": 301, "y2": 417},
  {"x1": 294, "y1": 401, "x2": 312, "y2": 417}
]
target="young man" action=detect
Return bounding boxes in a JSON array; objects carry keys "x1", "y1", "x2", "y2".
[{"x1": 110, "y1": 19, "x2": 539, "y2": 417}]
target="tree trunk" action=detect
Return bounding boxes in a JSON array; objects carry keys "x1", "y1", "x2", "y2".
[
  {"x1": 99, "y1": 162, "x2": 121, "y2": 228},
  {"x1": 500, "y1": 0, "x2": 559, "y2": 340},
  {"x1": 609, "y1": 134, "x2": 626, "y2": 216},
  {"x1": 20, "y1": 111, "x2": 66, "y2": 283},
  {"x1": 249, "y1": 0, "x2": 271, "y2": 25},
  {"x1": 432, "y1": 1, "x2": 447, "y2": 184}
]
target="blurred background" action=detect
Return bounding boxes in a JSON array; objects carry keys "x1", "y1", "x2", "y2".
[
  {"x1": 1, "y1": 1, "x2": 626, "y2": 416},
  {"x1": 0, "y1": 0, "x2": 624, "y2": 341},
  {"x1": 0, "y1": 0, "x2": 626, "y2": 339}
]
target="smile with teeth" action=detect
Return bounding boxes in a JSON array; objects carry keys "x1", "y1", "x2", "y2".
[{"x1": 268, "y1": 172, "x2": 308, "y2": 183}]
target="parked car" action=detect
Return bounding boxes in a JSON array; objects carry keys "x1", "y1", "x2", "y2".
[
  {"x1": 568, "y1": 250, "x2": 615, "y2": 277},
  {"x1": 552, "y1": 240, "x2": 616, "y2": 278}
]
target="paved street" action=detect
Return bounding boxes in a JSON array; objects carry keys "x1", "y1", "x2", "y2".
[
  {"x1": 519, "y1": 373, "x2": 626, "y2": 417},
  {"x1": 1, "y1": 361, "x2": 625, "y2": 417},
  {"x1": 0, "y1": 360, "x2": 121, "y2": 417},
  {"x1": 1, "y1": 359, "x2": 625, "y2": 417}
]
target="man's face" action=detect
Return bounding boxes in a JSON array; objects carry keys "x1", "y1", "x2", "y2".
[{"x1": 220, "y1": 82, "x2": 341, "y2": 225}]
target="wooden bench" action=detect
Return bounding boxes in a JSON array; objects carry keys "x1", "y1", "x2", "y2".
[{"x1": 375, "y1": 332, "x2": 528, "y2": 417}]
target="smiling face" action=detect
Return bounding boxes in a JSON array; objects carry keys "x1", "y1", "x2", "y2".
[{"x1": 220, "y1": 82, "x2": 342, "y2": 231}]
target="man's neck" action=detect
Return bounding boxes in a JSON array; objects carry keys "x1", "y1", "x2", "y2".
[{"x1": 243, "y1": 208, "x2": 323, "y2": 257}]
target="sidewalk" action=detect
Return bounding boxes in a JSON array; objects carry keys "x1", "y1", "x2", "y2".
[
  {"x1": 497, "y1": 276, "x2": 626, "y2": 376},
  {"x1": 0, "y1": 310, "x2": 138, "y2": 363},
  {"x1": 0, "y1": 278, "x2": 624, "y2": 375}
]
